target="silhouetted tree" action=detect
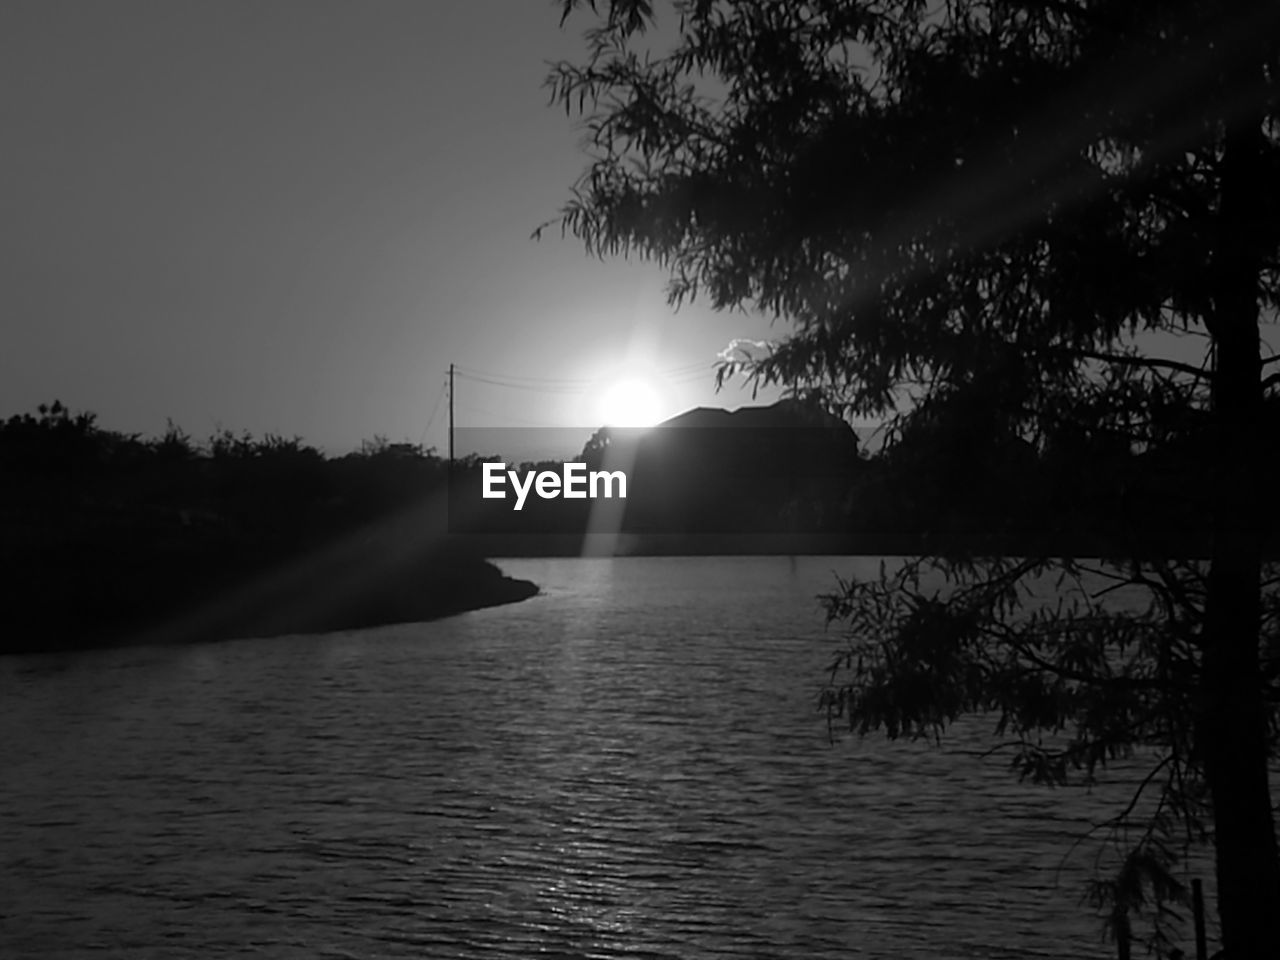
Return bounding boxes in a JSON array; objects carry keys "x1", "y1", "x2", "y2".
[{"x1": 545, "y1": 1, "x2": 1280, "y2": 955}]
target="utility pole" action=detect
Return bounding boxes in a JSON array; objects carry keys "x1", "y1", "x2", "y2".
[{"x1": 448, "y1": 362, "x2": 455, "y2": 465}]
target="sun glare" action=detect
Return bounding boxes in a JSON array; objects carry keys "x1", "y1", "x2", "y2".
[{"x1": 598, "y1": 377, "x2": 662, "y2": 427}]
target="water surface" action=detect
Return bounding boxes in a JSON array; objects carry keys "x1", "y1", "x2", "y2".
[{"x1": 1, "y1": 556, "x2": 1193, "y2": 958}]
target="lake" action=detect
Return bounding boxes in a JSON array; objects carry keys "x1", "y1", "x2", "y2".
[{"x1": 0, "y1": 556, "x2": 1205, "y2": 958}]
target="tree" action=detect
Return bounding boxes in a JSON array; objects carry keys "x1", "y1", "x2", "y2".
[{"x1": 543, "y1": 1, "x2": 1280, "y2": 955}]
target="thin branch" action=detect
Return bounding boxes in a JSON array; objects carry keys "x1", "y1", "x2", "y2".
[
  {"x1": 1078, "y1": 350, "x2": 1211, "y2": 381},
  {"x1": 1026, "y1": 0, "x2": 1105, "y2": 27},
  {"x1": 1100, "y1": 753, "x2": 1176, "y2": 833},
  {"x1": 1013, "y1": 640, "x2": 1191, "y2": 694}
]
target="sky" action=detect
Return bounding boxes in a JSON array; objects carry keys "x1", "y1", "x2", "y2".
[{"x1": 1, "y1": 0, "x2": 785, "y2": 455}]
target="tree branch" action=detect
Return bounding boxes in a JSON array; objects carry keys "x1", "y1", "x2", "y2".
[
  {"x1": 1078, "y1": 350, "x2": 1210, "y2": 381},
  {"x1": 1025, "y1": 0, "x2": 1104, "y2": 26}
]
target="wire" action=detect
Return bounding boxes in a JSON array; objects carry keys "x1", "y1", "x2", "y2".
[
  {"x1": 454, "y1": 370, "x2": 586, "y2": 395},
  {"x1": 669, "y1": 367, "x2": 720, "y2": 385},
  {"x1": 453, "y1": 364, "x2": 607, "y2": 387},
  {"x1": 454, "y1": 358, "x2": 722, "y2": 391},
  {"x1": 447, "y1": 361, "x2": 728, "y2": 435},
  {"x1": 458, "y1": 403, "x2": 568, "y2": 428},
  {"x1": 453, "y1": 365, "x2": 592, "y2": 387},
  {"x1": 418, "y1": 379, "x2": 446, "y2": 445}
]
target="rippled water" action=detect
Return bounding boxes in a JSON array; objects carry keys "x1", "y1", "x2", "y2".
[{"x1": 1, "y1": 556, "x2": 1206, "y2": 958}]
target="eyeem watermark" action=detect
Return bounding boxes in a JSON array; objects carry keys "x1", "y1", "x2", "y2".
[{"x1": 482, "y1": 461, "x2": 627, "y2": 511}]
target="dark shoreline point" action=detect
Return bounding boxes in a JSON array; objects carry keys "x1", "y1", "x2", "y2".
[{"x1": 2, "y1": 535, "x2": 539, "y2": 656}]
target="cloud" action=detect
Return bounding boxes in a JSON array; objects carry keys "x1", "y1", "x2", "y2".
[{"x1": 717, "y1": 338, "x2": 775, "y2": 364}]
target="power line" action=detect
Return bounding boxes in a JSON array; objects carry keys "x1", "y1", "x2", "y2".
[
  {"x1": 418, "y1": 378, "x2": 447, "y2": 445},
  {"x1": 454, "y1": 368, "x2": 722, "y2": 399},
  {"x1": 453, "y1": 370, "x2": 586, "y2": 395},
  {"x1": 669, "y1": 367, "x2": 721, "y2": 385},
  {"x1": 453, "y1": 364, "x2": 593, "y2": 387},
  {"x1": 453, "y1": 359, "x2": 721, "y2": 391},
  {"x1": 457, "y1": 403, "x2": 569, "y2": 428},
  {"x1": 446, "y1": 359, "x2": 733, "y2": 441}
]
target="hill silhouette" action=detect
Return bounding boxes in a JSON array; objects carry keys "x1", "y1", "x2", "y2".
[{"x1": 459, "y1": 395, "x2": 1278, "y2": 558}]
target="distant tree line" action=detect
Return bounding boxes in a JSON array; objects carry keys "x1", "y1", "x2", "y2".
[
  {"x1": 0, "y1": 401, "x2": 533, "y2": 653},
  {"x1": 5, "y1": 397, "x2": 1273, "y2": 654}
]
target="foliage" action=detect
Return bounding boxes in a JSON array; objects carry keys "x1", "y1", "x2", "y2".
[
  {"x1": 545, "y1": 1, "x2": 1280, "y2": 954},
  {"x1": 818, "y1": 554, "x2": 1223, "y2": 947},
  {"x1": 0, "y1": 403, "x2": 461, "y2": 648}
]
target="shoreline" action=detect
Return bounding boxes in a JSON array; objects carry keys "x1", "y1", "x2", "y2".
[{"x1": 2, "y1": 543, "x2": 539, "y2": 657}]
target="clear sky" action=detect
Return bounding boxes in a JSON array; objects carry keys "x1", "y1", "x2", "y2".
[{"x1": 1, "y1": 0, "x2": 784, "y2": 454}]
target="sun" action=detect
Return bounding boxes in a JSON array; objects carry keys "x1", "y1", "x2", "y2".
[{"x1": 597, "y1": 376, "x2": 663, "y2": 427}]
